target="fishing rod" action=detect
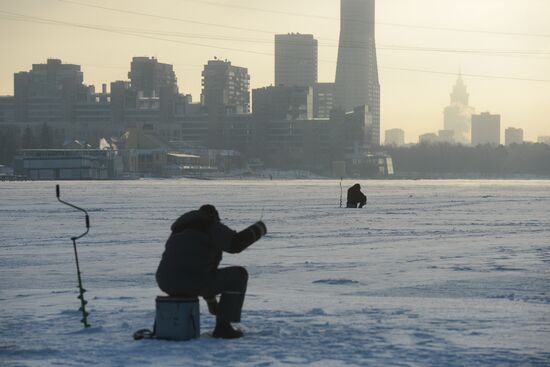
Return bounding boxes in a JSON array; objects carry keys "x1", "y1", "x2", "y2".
[
  {"x1": 56, "y1": 185, "x2": 91, "y2": 328},
  {"x1": 339, "y1": 177, "x2": 343, "y2": 208}
]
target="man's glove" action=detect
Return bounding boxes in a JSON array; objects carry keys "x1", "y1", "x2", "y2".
[
  {"x1": 229, "y1": 220, "x2": 268, "y2": 253},
  {"x1": 250, "y1": 221, "x2": 267, "y2": 239}
]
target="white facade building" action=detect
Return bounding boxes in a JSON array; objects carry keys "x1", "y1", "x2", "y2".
[
  {"x1": 471, "y1": 112, "x2": 500, "y2": 146},
  {"x1": 505, "y1": 127, "x2": 524, "y2": 145},
  {"x1": 384, "y1": 128, "x2": 405, "y2": 146}
]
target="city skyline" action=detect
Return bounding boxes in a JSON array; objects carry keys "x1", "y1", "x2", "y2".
[{"x1": 1, "y1": 0, "x2": 549, "y2": 142}]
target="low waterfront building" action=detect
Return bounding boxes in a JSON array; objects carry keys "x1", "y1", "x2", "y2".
[{"x1": 14, "y1": 149, "x2": 122, "y2": 179}]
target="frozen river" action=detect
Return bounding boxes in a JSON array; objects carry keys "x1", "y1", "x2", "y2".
[{"x1": 1, "y1": 179, "x2": 549, "y2": 366}]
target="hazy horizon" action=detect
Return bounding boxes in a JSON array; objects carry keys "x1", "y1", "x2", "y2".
[{"x1": 1, "y1": 0, "x2": 549, "y2": 142}]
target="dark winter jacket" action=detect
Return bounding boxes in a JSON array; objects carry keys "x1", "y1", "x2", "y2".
[
  {"x1": 156, "y1": 210, "x2": 266, "y2": 295},
  {"x1": 347, "y1": 184, "x2": 367, "y2": 208}
]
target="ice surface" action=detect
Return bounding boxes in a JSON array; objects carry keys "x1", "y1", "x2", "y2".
[{"x1": 1, "y1": 179, "x2": 549, "y2": 366}]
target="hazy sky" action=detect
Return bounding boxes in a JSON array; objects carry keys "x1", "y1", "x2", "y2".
[{"x1": 1, "y1": 0, "x2": 549, "y2": 142}]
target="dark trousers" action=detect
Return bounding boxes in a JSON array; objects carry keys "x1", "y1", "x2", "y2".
[
  {"x1": 199, "y1": 266, "x2": 248, "y2": 323},
  {"x1": 164, "y1": 266, "x2": 248, "y2": 323},
  {"x1": 347, "y1": 199, "x2": 366, "y2": 208}
]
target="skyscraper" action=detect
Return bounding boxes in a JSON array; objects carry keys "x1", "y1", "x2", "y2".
[
  {"x1": 444, "y1": 74, "x2": 475, "y2": 144},
  {"x1": 334, "y1": 0, "x2": 380, "y2": 146},
  {"x1": 275, "y1": 33, "x2": 318, "y2": 88}
]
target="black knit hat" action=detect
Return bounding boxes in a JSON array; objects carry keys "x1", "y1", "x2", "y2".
[{"x1": 199, "y1": 204, "x2": 220, "y2": 221}]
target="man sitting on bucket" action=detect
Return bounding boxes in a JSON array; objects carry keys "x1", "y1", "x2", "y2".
[
  {"x1": 347, "y1": 183, "x2": 367, "y2": 208},
  {"x1": 156, "y1": 204, "x2": 267, "y2": 339}
]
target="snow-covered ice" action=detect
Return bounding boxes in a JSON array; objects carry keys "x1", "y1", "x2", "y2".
[{"x1": 1, "y1": 179, "x2": 549, "y2": 366}]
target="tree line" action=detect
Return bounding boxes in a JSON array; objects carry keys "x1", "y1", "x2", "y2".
[
  {"x1": 384, "y1": 143, "x2": 550, "y2": 177},
  {"x1": 0, "y1": 123, "x2": 54, "y2": 165},
  {"x1": 2, "y1": 124, "x2": 550, "y2": 177}
]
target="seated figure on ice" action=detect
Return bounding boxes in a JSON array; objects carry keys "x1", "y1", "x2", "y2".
[
  {"x1": 156, "y1": 204, "x2": 267, "y2": 339},
  {"x1": 346, "y1": 183, "x2": 367, "y2": 208}
]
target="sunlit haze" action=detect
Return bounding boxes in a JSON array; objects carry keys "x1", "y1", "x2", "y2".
[{"x1": 1, "y1": 0, "x2": 549, "y2": 142}]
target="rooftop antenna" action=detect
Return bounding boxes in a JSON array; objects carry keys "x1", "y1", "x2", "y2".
[{"x1": 56, "y1": 185, "x2": 91, "y2": 328}]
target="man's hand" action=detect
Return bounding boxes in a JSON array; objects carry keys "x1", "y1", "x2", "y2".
[
  {"x1": 253, "y1": 221, "x2": 267, "y2": 237},
  {"x1": 204, "y1": 296, "x2": 219, "y2": 316}
]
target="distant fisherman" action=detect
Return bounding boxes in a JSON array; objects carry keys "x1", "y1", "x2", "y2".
[
  {"x1": 346, "y1": 183, "x2": 367, "y2": 208},
  {"x1": 156, "y1": 205, "x2": 267, "y2": 339}
]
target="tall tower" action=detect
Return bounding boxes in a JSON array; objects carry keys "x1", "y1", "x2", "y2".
[
  {"x1": 334, "y1": 0, "x2": 380, "y2": 146},
  {"x1": 444, "y1": 73, "x2": 474, "y2": 144},
  {"x1": 450, "y1": 73, "x2": 469, "y2": 105}
]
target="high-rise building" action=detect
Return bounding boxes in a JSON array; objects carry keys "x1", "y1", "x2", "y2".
[
  {"x1": 201, "y1": 59, "x2": 250, "y2": 114},
  {"x1": 128, "y1": 57, "x2": 178, "y2": 98},
  {"x1": 312, "y1": 83, "x2": 334, "y2": 119},
  {"x1": 334, "y1": 0, "x2": 380, "y2": 146},
  {"x1": 384, "y1": 128, "x2": 404, "y2": 146},
  {"x1": 444, "y1": 74, "x2": 475, "y2": 144},
  {"x1": 14, "y1": 59, "x2": 87, "y2": 123},
  {"x1": 471, "y1": 112, "x2": 500, "y2": 146},
  {"x1": 275, "y1": 33, "x2": 318, "y2": 88},
  {"x1": 201, "y1": 59, "x2": 250, "y2": 149},
  {"x1": 505, "y1": 127, "x2": 524, "y2": 145}
]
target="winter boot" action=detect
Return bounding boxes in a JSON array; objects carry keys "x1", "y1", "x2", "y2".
[{"x1": 213, "y1": 320, "x2": 243, "y2": 339}]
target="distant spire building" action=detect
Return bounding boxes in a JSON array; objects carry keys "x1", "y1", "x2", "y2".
[
  {"x1": 443, "y1": 73, "x2": 474, "y2": 144},
  {"x1": 334, "y1": 0, "x2": 380, "y2": 146}
]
